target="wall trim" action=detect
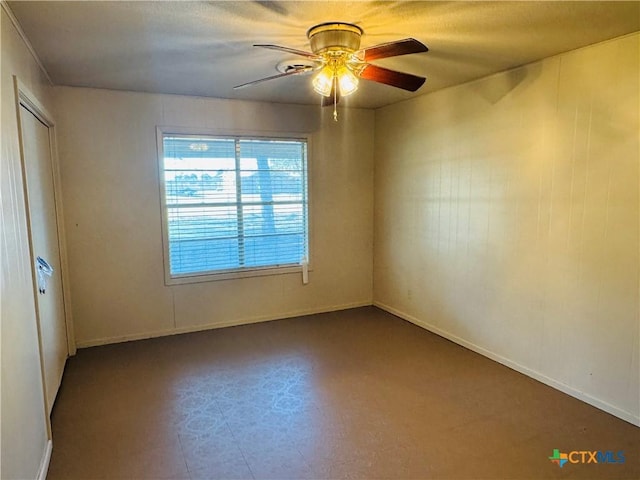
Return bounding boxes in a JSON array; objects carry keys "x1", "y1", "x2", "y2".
[
  {"x1": 76, "y1": 301, "x2": 372, "y2": 348},
  {"x1": 36, "y1": 439, "x2": 52, "y2": 480},
  {"x1": 374, "y1": 301, "x2": 640, "y2": 427},
  {"x1": 1, "y1": 1, "x2": 53, "y2": 85}
]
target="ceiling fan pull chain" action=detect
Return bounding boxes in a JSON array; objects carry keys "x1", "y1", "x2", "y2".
[{"x1": 333, "y1": 76, "x2": 338, "y2": 121}]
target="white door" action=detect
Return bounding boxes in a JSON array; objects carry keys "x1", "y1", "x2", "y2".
[{"x1": 20, "y1": 103, "x2": 68, "y2": 413}]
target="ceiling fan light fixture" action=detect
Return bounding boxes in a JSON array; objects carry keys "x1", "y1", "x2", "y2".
[
  {"x1": 312, "y1": 66, "x2": 334, "y2": 96},
  {"x1": 312, "y1": 62, "x2": 359, "y2": 97},
  {"x1": 337, "y1": 65, "x2": 358, "y2": 96},
  {"x1": 306, "y1": 23, "x2": 366, "y2": 101}
]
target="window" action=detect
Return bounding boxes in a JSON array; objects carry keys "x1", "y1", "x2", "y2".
[{"x1": 158, "y1": 130, "x2": 309, "y2": 283}]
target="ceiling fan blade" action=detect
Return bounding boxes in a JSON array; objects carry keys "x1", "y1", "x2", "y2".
[
  {"x1": 362, "y1": 38, "x2": 428, "y2": 62},
  {"x1": 321, "y1": 85, "x2": 341, "y2": 107},
  {"x1": 233, "y1": 66, "x2": 314, "y2": 89},
  {"x1": 359, "y1": 64, "x2": 426, "y2": 92},
  {"x1": 254, "y1": 44, "x2": 319, "y2": 59}
]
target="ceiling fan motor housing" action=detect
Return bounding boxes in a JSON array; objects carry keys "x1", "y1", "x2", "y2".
[{"x1": 307, "y1": 22, "x2": 363, "y2": 54}]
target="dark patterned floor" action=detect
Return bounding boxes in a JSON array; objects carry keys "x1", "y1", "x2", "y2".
[{"x1": 48, "y1": 307, "x2": 639, "y2": 479}]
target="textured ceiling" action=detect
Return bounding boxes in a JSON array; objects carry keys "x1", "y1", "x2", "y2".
[{"x1": 8, "y1": 1, "x2": 640, "y2": 109}]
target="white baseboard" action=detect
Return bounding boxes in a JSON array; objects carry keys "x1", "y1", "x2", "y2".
[
  {"x1": 374, "y1": 301, "x2": 640, "y2": 427},
  {"x1": 76, "y1": 301, "x2": 373, "y2": 348},
  {"x1": 36, "y1": 439, "x2": 52, "y2": 480}
]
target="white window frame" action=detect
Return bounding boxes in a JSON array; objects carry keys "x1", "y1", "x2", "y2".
[{"x1": 157, "y1": 126, "x2": 312, "y2": 285}]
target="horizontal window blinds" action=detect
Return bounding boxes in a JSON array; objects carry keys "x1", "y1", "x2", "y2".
[{"x1": 161, "y1": 135, "x2": 308, "y2": 277}]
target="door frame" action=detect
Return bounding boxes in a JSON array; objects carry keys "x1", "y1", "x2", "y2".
[{"x1": 14, "y1": 76, "x2": 76, "y2": 358}]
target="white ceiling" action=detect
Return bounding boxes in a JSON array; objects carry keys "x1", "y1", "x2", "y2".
[{"x1": 8, "y1": 1, "x2": 640, "y2": 109}]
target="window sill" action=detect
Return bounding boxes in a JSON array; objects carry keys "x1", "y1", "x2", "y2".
[{"x1": 165, "y1": 264, "x2": 308, "y2": 286}]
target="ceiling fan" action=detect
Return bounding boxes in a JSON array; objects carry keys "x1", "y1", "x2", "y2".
[{"x1": 234, "y1": 22, "x2": 428, "y2": 120}]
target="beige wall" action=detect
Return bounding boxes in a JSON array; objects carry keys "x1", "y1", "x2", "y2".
[
  {"x1": 0, "y1": 6, "x2": 53, "y2": 479},
  {"x1": 374, "y1": 33, "x2": 639, "y2": 425},
  {"x1": 53, "y1": 88, "x2": 374, "y2": 346}
]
